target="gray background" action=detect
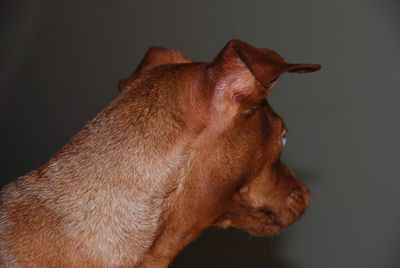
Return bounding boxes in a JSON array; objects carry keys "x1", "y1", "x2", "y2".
[{"x1": 1, "y1": 0, "x2": 399, "y2": 267}]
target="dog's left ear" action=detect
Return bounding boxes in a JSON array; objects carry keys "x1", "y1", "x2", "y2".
[
  {"x1": 207, "y1": 39, "x2": 321, "y2": 108},
  {"x1": 119, "y1": 47, "x2": 191, "y2": 92}
]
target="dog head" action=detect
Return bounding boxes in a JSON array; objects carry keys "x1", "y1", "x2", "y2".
[
  {"x1": 119, "y1": 40, "x2": 320, "y2": 237},
  {"x1": 204, "y1": 40, "x2": 319, "y2": 236}
]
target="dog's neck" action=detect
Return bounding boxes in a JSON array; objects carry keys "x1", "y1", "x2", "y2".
[{"x1": 28, "y1": 74, "x2": 206, "y2": 267}]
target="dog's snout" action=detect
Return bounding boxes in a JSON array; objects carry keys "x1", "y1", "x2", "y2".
[
  {"x1": 290, "y1": 171, "x2": 311, "y2": 208},
  {"x1": 293, "y1": 183, "x2": 311, "y2": 209},
  {"x1": 285, "y1": 188, "x2": 310, "y2": 223},
  {"x1": 297, "y1": 181, "x2": 311, "y2": 208}
]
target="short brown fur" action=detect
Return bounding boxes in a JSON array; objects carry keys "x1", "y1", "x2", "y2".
[{"x1": 0, "y1": 39, "x2": 320, "y2": 267}]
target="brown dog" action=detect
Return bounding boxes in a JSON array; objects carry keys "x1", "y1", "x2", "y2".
[{"x1": 0, "y1": 39, "x2": 320, "y2": 267}]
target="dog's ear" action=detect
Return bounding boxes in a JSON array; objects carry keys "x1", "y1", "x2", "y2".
[
  {"x1": 119, "y1": 47, "x2": 191, "y2": 92},
  {"x1": 207, "y1": 39, "x2": 321, "y2": 109}
]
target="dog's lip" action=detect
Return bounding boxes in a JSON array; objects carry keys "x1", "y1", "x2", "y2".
[
  {"x1": 249, "y1": 221, "x2": 284, "y2": 237},
  {"x1": 259, "y1": 208, "x2": 276, "y2": 220},
  {"x1": 256, "y1": 207, "x2": 282, "y2": 225},
  {"x1": 252, "y1": 209, "x2": 289, "y2": 237}
]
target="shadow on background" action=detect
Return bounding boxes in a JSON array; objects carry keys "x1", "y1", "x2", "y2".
[{"x1": 171, "y1": 228, "x2": 295, "y2": 268}]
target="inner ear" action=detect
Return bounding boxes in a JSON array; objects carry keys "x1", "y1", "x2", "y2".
[{"x1": 118, "y1": 46, "x2": 191, "y2": 92}]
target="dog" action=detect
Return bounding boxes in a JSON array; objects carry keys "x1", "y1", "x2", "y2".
[{"x1": 0, "y1": 39, "x2": 320, "y2": 267}]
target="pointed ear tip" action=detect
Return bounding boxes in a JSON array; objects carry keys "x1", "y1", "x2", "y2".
[
  {"x1": 146, "y1": 46, "x2": 171, "y2": 55},
  {"x1": 310, "y1": 64, "x2": 322, "y2": 70},
  {"x1": 224, "y1": 39, "x2": 249, "y2": 49},
  {"x1": 305, "y1": 64, "x2": 322, "y2": 72},
  {"x1": 227, "y1": 38, "x2": 244, "y2": 44},
  {"x1": 288, "y1": 63, "x2": 322, "y2": 73}
]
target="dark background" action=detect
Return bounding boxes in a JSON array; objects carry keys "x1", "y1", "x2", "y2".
[{"x1": 1, "y1": 1, "x2": 399, "y2": 267}]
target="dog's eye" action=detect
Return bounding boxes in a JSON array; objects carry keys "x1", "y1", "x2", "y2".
[{"x1": 282, "y1": 132, "x2": 287, "y2": 146}]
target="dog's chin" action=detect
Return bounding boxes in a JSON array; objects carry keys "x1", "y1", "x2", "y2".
[
  {"x1": 216, "y1": 207, "x2": 293, "y2": 237},
  {"x1": 242, "y1": 209, "x2": 287, "y2": 237},
  {"x1": 246, "y1": 224, "x2": 282, "y2": 237},
  {"x1": 239, "y1": 194, "x2": 309, "y2": 237}
]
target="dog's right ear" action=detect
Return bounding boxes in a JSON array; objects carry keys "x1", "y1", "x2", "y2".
[
  {"x1": 207, "y1": 39, "x2": 321, "y2": 109},
  {"x1": 118, "y1": 47, "x2": 191, "y2": 92}
]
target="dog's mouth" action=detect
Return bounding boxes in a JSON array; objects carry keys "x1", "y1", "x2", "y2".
[
  {"x1": 247, "y1": 207, "x2": 286, "y2": 236},
  {"x1": 215, "y1": 189, "x2": 310, "y2": 237},
  {"x1": 215, "y1": 205, "x2": 287, "y2": 237},
  {"x1": 258, "y1": 207, "x2": 277, "y2": 222},
  {"x1": 215, "y1": 198, "x2": 310, "y2": 237}
]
